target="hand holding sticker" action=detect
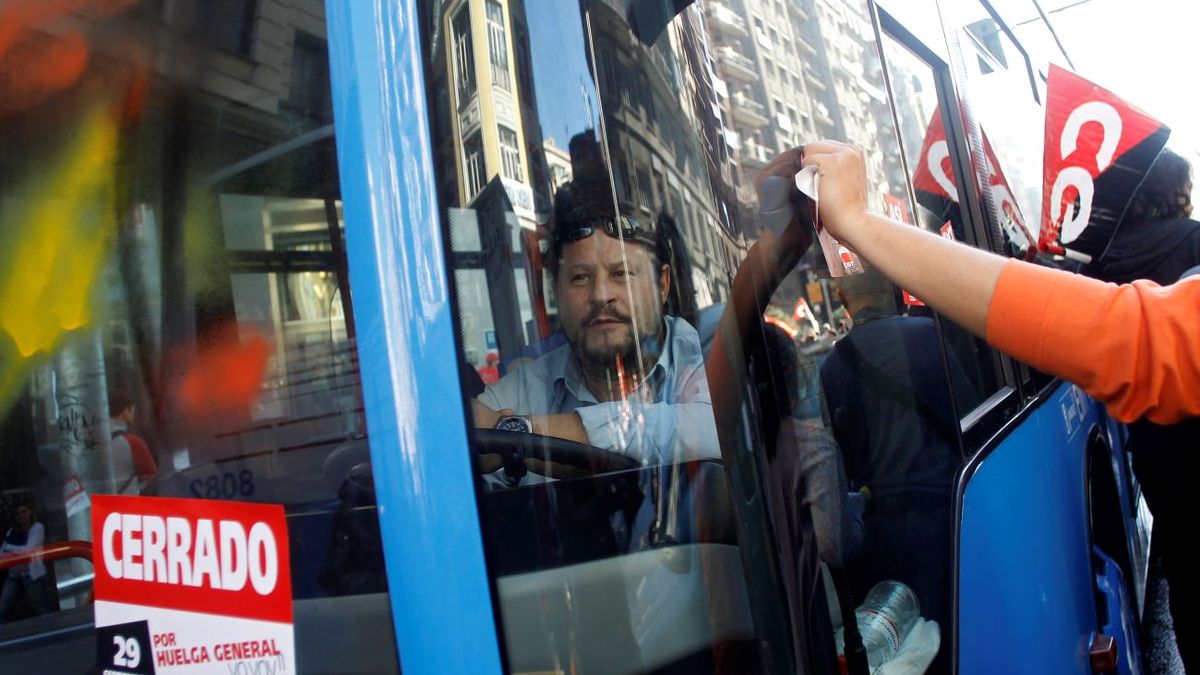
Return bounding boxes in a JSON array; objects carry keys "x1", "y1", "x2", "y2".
[{"x1": 797, "y1": 162, "x2": 864, "y2": 277}]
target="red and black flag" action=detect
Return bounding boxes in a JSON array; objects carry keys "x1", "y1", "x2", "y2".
[
  {"x1": 912, "y1": 107, "x2": 1034, "y2": 257},
  {"x1": 981, "y1": 132, "x2": 1035, "y2": 258},
  {"x1": 1040, "y1": 64, "x2": 1170, "y2": 262},
  {"x1": 911, "y1": 106, "x2": 960, "y2": 226}
]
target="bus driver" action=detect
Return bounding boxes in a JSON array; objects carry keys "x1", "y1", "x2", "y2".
[{"x1": 471, "y1": 184, "x2": 719, "y2": 480}]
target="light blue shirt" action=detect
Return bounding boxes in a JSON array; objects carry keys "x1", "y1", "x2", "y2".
[{"x1": 478, "y1": 316, "x2": 719, "y2": 463}]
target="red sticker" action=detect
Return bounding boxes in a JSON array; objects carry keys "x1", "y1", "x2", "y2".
[
  {"x1": 902, "y1": 290, "x2": 926, "y2": 307},
  {"x1": 92, "y1": 495, "x2": 292, "y2": 624},
  {"x1": 882, "y1": 193, "x2": 911, "y2": 225}
]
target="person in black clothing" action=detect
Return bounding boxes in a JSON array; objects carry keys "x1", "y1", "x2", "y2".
[
  {"x1": 1083, "y1": 148, "x2": 1198, "y2": 673},
  {"x1": 0, "y1": 501, "x2": 52, "y2": 624},
  {"x1": 1086, "y1": 149, "x2": 1199, "y2": 284},
  {"x1": 819, "y1": 269, "x2": 978, "y2": 675}
]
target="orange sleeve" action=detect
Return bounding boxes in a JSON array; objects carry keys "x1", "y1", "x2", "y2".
[{"x1": 986, "y1": 259, "x2": 1200, "y2": 424}]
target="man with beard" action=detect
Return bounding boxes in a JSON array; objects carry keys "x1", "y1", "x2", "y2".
[{"x1": 472, "y1": 194, "x2": 718, "y2": 479}]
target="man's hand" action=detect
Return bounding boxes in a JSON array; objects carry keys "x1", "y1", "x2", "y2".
[
  {"x1": 799, "y1": 140, "x2": 870, "y2": 247},
  {"x1": 754, "y1": 147, "x2": 814, "y2": 254},
  {"x1": 471, "y1": 403, "x2": 593, "y2": 476}
]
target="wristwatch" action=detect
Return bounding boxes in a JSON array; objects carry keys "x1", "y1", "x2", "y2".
[{"x1": 495, "y1": 415, "x2": 533, "y2": 434}]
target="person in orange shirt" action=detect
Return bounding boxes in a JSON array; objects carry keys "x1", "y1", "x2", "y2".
[{"x1": 759, "y1": 140, "x2": 1200, "y2": 425}]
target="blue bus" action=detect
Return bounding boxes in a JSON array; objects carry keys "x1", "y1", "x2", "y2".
[{"x1": 0, "y1": 0, "x2": 1150, "y2": 673}]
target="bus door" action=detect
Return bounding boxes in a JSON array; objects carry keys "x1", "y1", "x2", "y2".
[{"x1": 899, "y1": 2, "x2": 1148, "y2": 673}]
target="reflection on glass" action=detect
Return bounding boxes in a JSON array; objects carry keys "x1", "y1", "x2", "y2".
[
  {"x1": 883, "y1": 33, "x2": 1003, "y2": 408},
  {"x1": 985, "y1": 0, "x2": 1074, "y2": 77},
  {"x1": 429, "y1": 0, "x2": 972, "y2": 672},
  {"x1": 948, "y1": 4, "x2": 1045, "y2": 256},
  {"x1": 818, "y1": 267, "x2": 976, "y2": 675}
]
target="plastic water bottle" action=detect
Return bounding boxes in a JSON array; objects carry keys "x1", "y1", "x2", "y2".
[{"x1": 855, "y1": 580, "x2": 921, "y2": 669}]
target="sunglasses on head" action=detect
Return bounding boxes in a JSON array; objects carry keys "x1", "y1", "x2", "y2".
[{"x1": 556, "y1": 212, "x2": 654, "y2": 246}]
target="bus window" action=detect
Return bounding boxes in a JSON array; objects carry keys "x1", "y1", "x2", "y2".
[
  {"x1": 946, "y1": 2, "x2": 1060, "y2": 393},
  {"x1": 429, "y1": 1, "x2": 768, "y2": 669},
  {"x1": 985, "y1": 0, "x2": 1076, "y2": 77},
  {"x1": 880, "y1": 31, "x2": 1005, "y2": 432},
  {"x1": 946, "y1": 3, "x2": 1046, "y2": 259},
  {"x1": 0, "y1": 3, "x2": 398, "y2": 672},
  {"x1": 427, "y1": 0, "x2": 971, "y2": 673}
]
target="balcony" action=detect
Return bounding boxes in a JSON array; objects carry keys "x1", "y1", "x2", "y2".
[
  {"x1": 730, "y1": 93, "x2": 769, "y2": 127},
  {"x1": 706, "y1": 2, "x2": 748, "y2": 38},
  {"x1": 740, "y1": 141, "x2": 772, "y2": 169},
  {"x1": 814, "y1": 102, "x2": 834, "y2": 126},
  {"x1": 716, "y1": 46, "x2": 759, "y2": 82},
  {"x1": 857, "y1": 76, "x2": 887, "y2": 103},
  {"x1": 835, "y1": 57, "x2": 863, "y2": 81}
]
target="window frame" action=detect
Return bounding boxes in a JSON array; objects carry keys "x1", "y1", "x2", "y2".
[
  {"x1": 462, "y1": 132, "x2": 486, "y2": 200},
  {"x1": 485, "y1": 0, "x2": 512, "y2": 91},
  {"x1": 453, "y1": 4, "x2": 478, "y2": 106},
  {"x1": 873, "y1": 3, "x2": 1023, "y2": 450},
  {"x1": 329, "y1": 2, "x2": 504, "y2": 671},
  {"x1": 497, "y1": 125, "x2": 522, "y2": 182}
]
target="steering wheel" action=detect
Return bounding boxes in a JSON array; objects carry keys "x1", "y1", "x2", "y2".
[{"x1": 472, "y1": 428, "x2": 640, "y2": 480}]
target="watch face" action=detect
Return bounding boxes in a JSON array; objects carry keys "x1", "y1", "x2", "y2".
[{"x1": 496, "y1": 416, "x2": 532, "y2": 433}]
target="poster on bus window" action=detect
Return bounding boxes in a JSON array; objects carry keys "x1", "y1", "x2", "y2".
[{"x1": 92, "y1": 495, "x2": 294, "y2": 675}]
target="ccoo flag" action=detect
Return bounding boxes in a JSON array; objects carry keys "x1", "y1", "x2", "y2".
[
  {"x1": 1040, "y1": 64, "x2": 1170, "y2": 262},
  {"x1": 912, "y1": 106, "x2": 1034, "y2": 257},
  {"x1": 911, "y1": 106, "x2": 960, "y2": 222}
]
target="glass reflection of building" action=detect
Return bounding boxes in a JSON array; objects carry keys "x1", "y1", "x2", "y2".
[
  {"x1": 439, "y1": 0, "x2": 542, "y2": 227},
  {"x1": 428, "y1": 0, "x2": 924, "y2": 346},
  {"x1": 701, "y1": 0, "x2": 904, "y2": 207},
  {"x1": 431, "y1": 0, "x2": 553, "y2": 370},
  {"x1": 590, "y1": 0, "x2": 743, "y2": 305},
  {"x1": 161, "y1": 1, "x2": 357, "y2": 458}
]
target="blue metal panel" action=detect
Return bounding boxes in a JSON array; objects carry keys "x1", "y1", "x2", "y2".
[
  {"x1": 1095, "y1": 548, "x2": 1143, "y2": 675},
  {"x1": 959, "y1": 383, "x2": 1099, "y2": 674},
  {"x1": 324, "y1": 2, "x2": 503, "y2": 673}
]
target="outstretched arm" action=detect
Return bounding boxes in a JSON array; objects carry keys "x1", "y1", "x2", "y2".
[
  {"x1": 799, "y1": 140, "x2": 1003, "y2": 335},
  {"x1": 799, "y1": 140, "x2": 1200, "y2": 424}
]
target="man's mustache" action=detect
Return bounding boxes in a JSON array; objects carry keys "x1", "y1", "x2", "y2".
[{"x1": 584, "y1": 307, "x2": 631, "y2": 326}]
